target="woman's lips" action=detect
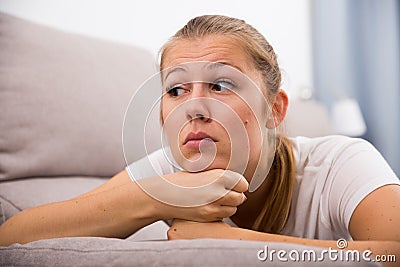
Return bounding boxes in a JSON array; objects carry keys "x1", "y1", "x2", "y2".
[{"x1": 183, "y1": 131, "x2": 217, "y2": 148}]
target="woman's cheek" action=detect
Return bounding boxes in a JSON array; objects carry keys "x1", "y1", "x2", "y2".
[{"x1": 240, "y1": 109, "x2": 263, "y2": 151}]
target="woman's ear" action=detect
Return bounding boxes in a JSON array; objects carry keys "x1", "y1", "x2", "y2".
[{"x1": 266, "y1": 89, "x2": 289, "y2": 128}]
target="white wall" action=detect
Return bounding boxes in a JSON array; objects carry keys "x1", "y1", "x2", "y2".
[{"x1": 0, "y1": 0, "x2": 313, "y2": 96}]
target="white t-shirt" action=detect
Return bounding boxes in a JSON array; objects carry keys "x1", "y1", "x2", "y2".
[{"x1": 126, "y1": 135, "x2": 399, "y2": 240}]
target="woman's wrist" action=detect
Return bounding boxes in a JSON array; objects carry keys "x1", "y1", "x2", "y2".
[
  {"x1": 128, "y1": 174, "x2": 186, "y2": 221},
  {"x1": 125, "y1": 177, "x2": 177, "y2": 222},
  {"x1": 80, "y1": 174, "x2": 165, "y2": 236}
]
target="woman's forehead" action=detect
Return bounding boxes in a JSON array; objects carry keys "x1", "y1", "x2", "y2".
[{"x1": 162, "y1": 35, "x2": 254, "y2": 71}]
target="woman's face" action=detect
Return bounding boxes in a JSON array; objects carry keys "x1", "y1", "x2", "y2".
[{"x1": 161, "y1": 35, "x2": 271, "y2": 179}]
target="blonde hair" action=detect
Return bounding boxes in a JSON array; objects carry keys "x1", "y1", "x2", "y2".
[{"x1": 159, "y1": 15, "x2": 295, "y2": 234}]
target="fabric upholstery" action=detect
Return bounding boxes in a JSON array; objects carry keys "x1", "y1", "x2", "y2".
[
  {"x1": 0, "y1": 237, "x2": 381, "y2": 267},
  {"x1": 0, "y1": 12, "x2": 158, "y2": 181}
]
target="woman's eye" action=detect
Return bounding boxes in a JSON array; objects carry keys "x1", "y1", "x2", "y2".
[
  {"x1": 167, "y1": 86, "x2": 186, "y2": 97},
  {"x1": 211, "y1": 80, "x2": 234, "y2": 92}
]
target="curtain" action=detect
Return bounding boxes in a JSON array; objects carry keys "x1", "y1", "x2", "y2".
[{"x1": 312, "y1": 0, "x2": 400, "y2": 176}]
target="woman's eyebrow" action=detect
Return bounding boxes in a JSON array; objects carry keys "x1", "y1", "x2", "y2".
[
  {"x1": 164, "y1": 67, "x2": 186, "y2": 80},
  {"x1": 206, "y1": 62, "x2": 243, "y2": 73}
]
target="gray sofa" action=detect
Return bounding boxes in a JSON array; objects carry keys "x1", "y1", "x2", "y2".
[{"x1": 0, "y1": 12, "x2": 380, "y2": 266}]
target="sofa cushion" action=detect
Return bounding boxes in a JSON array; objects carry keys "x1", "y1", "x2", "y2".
[
  {"x1": 0, "y1": 12, "x2": 159, "y2": 181},
  {"x1": 0, "y1": 237, "x2": 381, "y2": 266}
]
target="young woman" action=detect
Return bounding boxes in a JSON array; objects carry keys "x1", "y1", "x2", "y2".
[{"x1": 1, "y1": 15, "x2": 399, "y2": 264}]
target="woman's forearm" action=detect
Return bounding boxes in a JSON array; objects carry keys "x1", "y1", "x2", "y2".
[
  {"x1": 0, "y1": 171, "x2": 161, "y2": 246},
  {"x1": 231, "y1": 228, "x2": 399, "y2": 267},
  {"x1": 232, "y1": 227, "x2": 398, "y2": 251},
  {"x1": 0, "y1": 169, "x2": 249, "y2": 246},
  {"x1": 169, "y1": 220, "x2": 400, "y2": 267}
]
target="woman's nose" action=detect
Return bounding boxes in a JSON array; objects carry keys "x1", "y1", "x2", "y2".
[
  {"x1": 190, "y1": 82, "x2": 209, "y2": 98},
  {"x1": 186, "y1": 83, "x2": 211, "y2": 122}
]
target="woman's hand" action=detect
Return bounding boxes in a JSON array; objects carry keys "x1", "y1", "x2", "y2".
[
  {"x1": 138, "y1": 169, "x2": 249, "y2": 223},
  {"x1": 167, "y1": 219, "x2": 233, "y2": 240}
]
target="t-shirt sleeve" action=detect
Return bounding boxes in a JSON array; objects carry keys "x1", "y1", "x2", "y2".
[{"x1": 327, "y1": 138, "x2": 399, "y2": 237}]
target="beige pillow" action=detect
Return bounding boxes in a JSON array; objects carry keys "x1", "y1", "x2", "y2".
[{"x1": 0, "y1": 12, "x2": 158, "y2": 180}]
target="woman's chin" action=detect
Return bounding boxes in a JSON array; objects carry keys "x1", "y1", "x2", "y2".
[{"x1": 180, "y1": 159, "x2": 230, "y2": 172}]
